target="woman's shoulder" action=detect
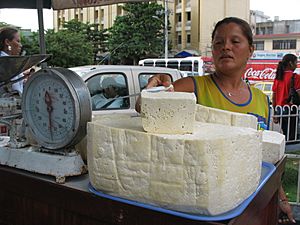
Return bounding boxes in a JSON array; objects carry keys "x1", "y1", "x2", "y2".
[
  {"x1": 250, "y1": 85, "x2": 269, "y2": 103},
  {"x1": 192, "y1": 74, "x2": 213, "y2": 85}
]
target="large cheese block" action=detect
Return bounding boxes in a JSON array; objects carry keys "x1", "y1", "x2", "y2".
[
  {"x1": 195, "y1": 104, "x2": 258, "y2": 129},
  {"x1": 262, "y1": 130, "x2": 285, "y2": 164},
  {"x1": 141, "y1": 91, "x2": 196, "y2": 134},
  {"x1": 87, "y1": 115, "x2": 262, "y2": 215}
]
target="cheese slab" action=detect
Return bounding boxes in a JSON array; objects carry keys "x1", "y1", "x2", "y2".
[
  {"x1": 87, "y1": 115, "x2": 262, "y2": 215},
  {"x1": 262, "y1": 130, "x2": 285, "y2": 164},
  {"x1": 195, "y1": 104, "x2": 258, "y2": 129},
  {"x1": 141, "y1": 91, "x2": 196, "y2": 134}
]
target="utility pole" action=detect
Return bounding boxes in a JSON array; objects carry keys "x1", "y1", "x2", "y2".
[{"x1": 164, "y1": 0, "x2": 168, "y2": 59}]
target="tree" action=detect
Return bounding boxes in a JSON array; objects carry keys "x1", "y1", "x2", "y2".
[
  {"x1": 63, "y1": 20, "x2": 108, "y2": 64},
  {"x1": 108, "y1": 2, "x2": 169, "y2": 65},
  {"x1": 21, "y1": 31, "x2": 40, "y2": 55},
  {"x1": 45, "y1": 29, "x2": 93, "y2": 67}
]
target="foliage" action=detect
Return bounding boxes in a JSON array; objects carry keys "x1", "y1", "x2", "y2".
[
  {"x1": 282, "y1": 158, "x2": 298, "y2": 202},
  {"x1": 63, "y1": 20, "x2": 108, "y2": 64},
  {"x1": 0, "y1": 22, "x2": 9, "y2": 28},
  {"x1": 21, "y1": 32, "x2": 40, "y2": 55},
  {"x1": 108, "y1": 2, "x2": 169, "y2": 65},
  {"x1": 45, "y1": 29, "x2": 93, "y2": 67}
]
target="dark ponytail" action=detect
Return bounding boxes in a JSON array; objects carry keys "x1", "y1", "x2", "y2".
[
  {"x1": 0, "y1": 27, "x2": 18, "y2": 51},
  {"x1": 275, "y1": 54, "x2": 298, "y2": 80}
]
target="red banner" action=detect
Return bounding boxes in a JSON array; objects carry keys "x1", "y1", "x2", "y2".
[
  {"x1": 244, "y1": 60, "x2": 300, "y2": 82},
  {"x1": 52, "y1": 0, "x2": 150, "y2": 10}
]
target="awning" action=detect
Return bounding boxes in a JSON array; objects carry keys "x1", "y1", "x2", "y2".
[
  {"x1": 52, "y1": 0, "x2": 149, "y2": 10},
  {"x1": 175, "y1": 50, "x2": 200, "y2": 58},
  {"x1": 0, "y1": 0, "x2": 51, "y2": 9}
]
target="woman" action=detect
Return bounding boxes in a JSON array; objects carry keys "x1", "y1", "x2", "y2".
[
  {"x1": 136, "y1": 17, "x2": 295, "y2": 224},
  {"x1": 272, "y1": 54, "x2": 299, "y2": 142},
  {"x1": 0, "y1": 26, "x2": 26, "y2": 96}
]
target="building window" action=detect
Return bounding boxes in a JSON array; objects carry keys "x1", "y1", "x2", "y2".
[
  {"x1": 94, "y1": 9, "x2": 99, "y2": 23},
  {"x1": 253, "y1": 41, "x2": 264, "y2": 50},
  {"x1": 273, "y1": 39, "x2": 296, "y2": 50},
  {"x1": 178, "y1": 35, "x2": 182, "y2": 45},
  {"x1": 187, "y1": 12, "x2": 191, "y2": 21},
  {"x1": 117, "y1": 5, "x2": 122, "y2": 16},
  {"x1": 187, "y1": 34, "x2": 191, "y2": 43},
  {"x1": 266, "y1": 27, "x2": 273, "y2": 34},
  {"x1": 177, "y1": 14, "x2": 181, "y2": 22}
]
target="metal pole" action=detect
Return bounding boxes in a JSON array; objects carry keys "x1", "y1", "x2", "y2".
[
  {"x1": 164, "y1": 0, "x2": 168, "y2": 59},
  {"x1": 37, "y1": 0, "x2": 47, "y2": 68}
]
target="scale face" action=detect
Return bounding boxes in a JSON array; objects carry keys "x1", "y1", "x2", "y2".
[{"x1": 22, "y1": 68, "x2": 92, "y2": 150}]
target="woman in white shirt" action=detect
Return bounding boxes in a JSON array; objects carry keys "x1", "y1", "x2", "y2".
[{"x1": 0, "y1": 27, "x2": 26, "y2": 95}]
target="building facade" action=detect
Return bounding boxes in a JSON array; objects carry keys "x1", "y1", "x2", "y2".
[
  {"x1": 53, "y1": 0, "x2": 250, "y2": 56},
  {"x1": 253, "y1": 19, "x2": 300, "y2": 56}
]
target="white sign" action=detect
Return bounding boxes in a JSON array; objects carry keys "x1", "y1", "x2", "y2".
[{"x1": 251, "y1": 52, "x2": 287, "y2": 60}]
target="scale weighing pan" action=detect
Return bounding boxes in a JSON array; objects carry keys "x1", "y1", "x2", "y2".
[{"x1": 0, "y1": 54, "x2": 51, "y2": 83}]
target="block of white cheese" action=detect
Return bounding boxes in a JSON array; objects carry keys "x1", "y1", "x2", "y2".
[
  {"x1": 262, "y1": 130, "x2": 285, "y2": 164},
  {"x1": 87, "y1": 115, "x2": 262, "y2": 215},
  {"x1": 141, "y1": 91, "x2": 196, "y2": 134},
  {"x1": 195, "y1": 104, "x2": 258, "y2": 129}
]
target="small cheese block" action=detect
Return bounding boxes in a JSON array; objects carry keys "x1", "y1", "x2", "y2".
[
  {"x1": 141, "y1": 91, "x2": 196, "y2": 134},
  {"x1": 87, "y1": 115, "x2": 262, "y2": 215},
  {"x1": 195, "y1": 104, "x2": 258, "y2": 129},
  {"x1": 262, "y1": 130, "x2": 285, "y2": 164}
]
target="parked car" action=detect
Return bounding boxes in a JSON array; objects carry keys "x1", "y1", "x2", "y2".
[
  {"x1": 253, "y1": 81, "x2": 273, "y2": 101},
  {"x1": 69, "y1": 65, "x2": 183, "y2": 116},
  {"x1": 70, "y1": 65, "x2": 183, "y2": 160}
]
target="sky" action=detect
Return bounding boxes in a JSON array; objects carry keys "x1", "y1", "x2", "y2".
[{"x1": 0, "y1": 0, "x2": 299, "y2": 31}]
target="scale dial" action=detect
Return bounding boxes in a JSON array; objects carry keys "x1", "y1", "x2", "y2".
[{"x1": 22, "y1": 68, "x2": 92, "y2": 150}]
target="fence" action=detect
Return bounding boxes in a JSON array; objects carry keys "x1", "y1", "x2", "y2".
[
  {"x1": 271, "y1": 105, "x2": 300, "y2": 144},
  {"x1": 272, "y1": 105, "x2": 300, "y2": 205}
]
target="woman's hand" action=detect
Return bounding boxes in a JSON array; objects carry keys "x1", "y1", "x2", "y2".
[
  {"x1": 278, "y1": 186, "x2": 296, "y2": 224},
  {"x1": 135, "y1": 74, "x2": 173, "y2": 113},
  {"x1": 146, "y1": 74, "x2": 172, "y2": 89},
  {"x1": 278, "y1": 200, "x2": 296, "y2": 224}
]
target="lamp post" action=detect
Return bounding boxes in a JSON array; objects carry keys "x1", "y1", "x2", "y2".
[{"x1": 164, "y1": 0, "x2": 168, "y2": 59}]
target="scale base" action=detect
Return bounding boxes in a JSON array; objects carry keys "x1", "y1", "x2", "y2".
[{"x1": 0, "y1": 146, "x2": 87, "y2": 183}]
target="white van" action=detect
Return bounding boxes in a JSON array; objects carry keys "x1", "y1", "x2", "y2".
[{"x1": 69, "y1": 65, "x2": 183, "y2": 116}]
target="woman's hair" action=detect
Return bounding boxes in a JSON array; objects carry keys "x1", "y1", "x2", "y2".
[
  {"x1": 211, "y1": 17, "x2": 253, "y2": 46},
  {"x1": 0, "y1": 27, "x2": 19, "y2": 51},
  {"x1": 275, "y1": 54, "x2": 298, "y2": 80}
]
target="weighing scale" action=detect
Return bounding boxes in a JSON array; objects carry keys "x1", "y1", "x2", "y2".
[{"x1": 0, "y1": 55, "x2": 92, "y2": 183}]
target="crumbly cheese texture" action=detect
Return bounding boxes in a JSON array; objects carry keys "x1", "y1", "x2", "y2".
[
  {"x1": 141, "y1": 91, "x2": 196, "y2": 134},
  {"x1": 195, "y1": 104, "x2": 258, "y2": 129},
  {"x1": 262, "y1": 130, "x2": 285, "y2": 164},
  {"x1": 87, "y1": 115, "x2": 262, "y2": 215}
]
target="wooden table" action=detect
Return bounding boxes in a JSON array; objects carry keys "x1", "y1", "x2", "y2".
[{"x1": 0, "y1": 157, "x2": 286, "y2": 225}]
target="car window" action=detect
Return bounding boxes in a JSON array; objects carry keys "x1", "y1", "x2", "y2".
[
  {"x1": 254, "y1": 83, "x2": 263, "y2": 90},
  {"x1": 85, "y1": 73, "x2": 129, "y2": 111},
  {"x1": 138, "y1": 73, "x2": 173, "y2": 91},
  {"x1": 264, "y1": 83, "x2": 272, "y2": 91}
]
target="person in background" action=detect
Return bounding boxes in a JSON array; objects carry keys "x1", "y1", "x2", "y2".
[
  {"x1": 91, "y1": 76, "x2": 126, "y2": 110},
  {"x1": 136, "y1": 17, "x2": 295, "y2": 224},
  {"x1": 272, "y1": 54, "x2": 299, "y2": 142},
  {"x1": 0, "y1": 27, "x2": 31, "y2": 96}
]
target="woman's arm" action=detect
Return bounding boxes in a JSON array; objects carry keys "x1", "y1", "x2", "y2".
[{"x1": 278, "y1": 185, "x2": 296, "y2": 223}]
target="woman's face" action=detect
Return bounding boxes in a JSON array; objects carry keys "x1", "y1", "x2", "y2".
[
  {"x1": 6, "y1": 32, "x2": 22, "y2": 56},
  {"x1": 212, "y1": 22, "x2": 254, "y2": 75}
]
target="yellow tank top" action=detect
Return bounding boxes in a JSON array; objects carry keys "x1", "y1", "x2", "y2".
[{"x1": 192, "y1": 75, "x2": 270, "y2": 130}]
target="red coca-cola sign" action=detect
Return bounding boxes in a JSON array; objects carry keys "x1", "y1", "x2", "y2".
[{"x1": 244, "y1": 67, "x2": 276, "y2": 81}]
